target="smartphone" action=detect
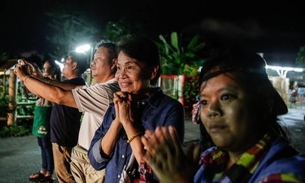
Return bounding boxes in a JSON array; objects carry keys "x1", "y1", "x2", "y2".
[{"x1": 18, "y1": 59, "x2": 33, "y2": 74}]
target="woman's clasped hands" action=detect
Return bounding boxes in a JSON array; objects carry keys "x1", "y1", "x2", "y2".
[{"x1": 113, "y1": 91, "x2": 134, "y2": 126}]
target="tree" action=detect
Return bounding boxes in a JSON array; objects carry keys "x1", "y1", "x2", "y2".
[
  {"x1": 102, "y1": 18, "x2": 147, "y2": 43},
  {"x1": 0, "y1": 52, "x2": 9, "y2": 62},
  {"x1": 45, "y1": 7, "x2": 101, "y2": 60},
  {"x1": 296, "y1": 46, "x2": 305, "y2": 67},
  {"x1": 156, "y1": 31, "x2": 205, "y2": 76}
]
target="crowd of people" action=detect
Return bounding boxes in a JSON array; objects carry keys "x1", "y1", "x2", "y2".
[{"x1": 14, "y1": 36, "x2": 305, "y2": 183}]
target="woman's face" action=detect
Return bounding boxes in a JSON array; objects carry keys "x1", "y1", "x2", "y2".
[
  {"x1": 115, "y1": 51, "x2": 151, "y2": 94},
  {"x1": 198, "y1": 72, "x2": 260, "y2": 152},
  {"x1": 62, "y1": 56, "x2": 74, "y2": 79},
  {"x1": 42, "y1": 61, "x2": 53, "y2": 78}
]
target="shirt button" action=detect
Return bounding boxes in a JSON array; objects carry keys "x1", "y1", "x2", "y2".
[
  {"x1": 118, "y1": 174, "x2": 121, "y2": 178},
  {"x1": 122, "y1": 155, "x2": 125, "y2": 158},
  {"x1": 141, "y1": 101, "x2": 145, "y2": 105}
]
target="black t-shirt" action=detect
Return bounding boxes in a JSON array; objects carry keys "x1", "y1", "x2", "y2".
[{"x1": 50, "y1": 77, "x2": 86, "y2": 146}]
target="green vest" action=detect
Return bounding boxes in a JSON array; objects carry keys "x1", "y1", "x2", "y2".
[{"x1": 32, "y1": 106, "x2": 52, "y2": 137}]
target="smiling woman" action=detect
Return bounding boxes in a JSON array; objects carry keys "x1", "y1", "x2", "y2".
[{"x1": 87, "y1": 37, "x2": 185, "y2": 183}]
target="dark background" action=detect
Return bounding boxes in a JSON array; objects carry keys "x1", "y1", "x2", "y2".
[{"x1": 1, "y1": 0, "x2": 305, "y2": 65}]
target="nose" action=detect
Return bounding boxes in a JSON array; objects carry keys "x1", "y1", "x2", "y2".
[
  {"x1": 207, "y1": 101, "x2": 221, "y2": 118},
  {"x1": 116, "y1": 68, "x2": 127, "y2": 78},
  {"x1": 90, "y1": 60, "x2": 95, "y2": 67}
]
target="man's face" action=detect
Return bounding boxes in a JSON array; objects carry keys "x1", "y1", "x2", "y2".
[{"x1": 90, "y1": 47, "x2": 113, "y2": 82}]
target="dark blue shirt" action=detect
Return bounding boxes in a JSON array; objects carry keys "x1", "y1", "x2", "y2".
[
  {"x1": 50, "y1": 77, "x2": 86, "y2": 146},
  {"x1": 88, "y1": 88, "x2": 185, "y2": 183}
]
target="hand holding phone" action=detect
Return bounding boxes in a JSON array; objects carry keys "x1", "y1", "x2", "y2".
[{"x1": 17, "y1": 59, "x2": 34, "y2": 75}]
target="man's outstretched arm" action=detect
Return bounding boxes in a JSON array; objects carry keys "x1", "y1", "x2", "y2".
[{"x1": 14, "y1": 63, "x2": 81, "y2": 108}]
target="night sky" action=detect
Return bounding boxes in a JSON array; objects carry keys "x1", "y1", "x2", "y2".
[{"x1": 1, "y1": 0, "x2": 305, "y2": 65}]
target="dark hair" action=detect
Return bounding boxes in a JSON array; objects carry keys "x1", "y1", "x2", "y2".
[
  {"x1": 198, "y1": 45, "x2": 289, "y2": 138},
  {"x1": 44, "y1": 59, "x2": 61, "y2": 81},
  {"x1": 118, "y1": 37, "x2": 161, "y2": 85},
  {"x1": 96, "y1": 42, "x2": 118, "y2": 74},
  {"x1": 68, "y1": 51, "x2": 88, "y2": 74}
]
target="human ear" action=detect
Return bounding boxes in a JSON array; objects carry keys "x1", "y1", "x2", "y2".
[
  {"x1": 149, "y1": 65, "x2": 159, "y2": 80},
  {"x1": 72, "y1": 62, "x2": 77, "y2": 70},
  {"x1": 111, "y1": 59, "x2": 117, "y2": 70}
]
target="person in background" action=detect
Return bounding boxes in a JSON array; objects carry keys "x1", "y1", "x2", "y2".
[
  {"x1": 29, "y1": 59, "x2": 61, "y2": 183},
  {"x1": 141, "y1": 45, "x2": 305, "y2": 182},
  {"x1": 14, "y1": 43, "x2": 119, "y2": 183},
  {"x1": 15, "y1": 51, "x2": 87, "y2": 183},
  {"x1": 289, "y1": 81, "x2": 298, "y2": 107},
  {"x1": 88, "y1": 37, "x2": 185, "y2": 183}
]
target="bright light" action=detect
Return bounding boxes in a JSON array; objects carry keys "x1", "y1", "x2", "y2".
[
  {"x1": 75, "y1": 44, "x2": 91, "y2": 53},
  {"x1": 265, "y1": 65, "x2": 304, "y2": 78},
  {"x1": 265, "y1": 65, "x2": 304, "y2": 72},
  {"x1": 55, "y1": 60, "x2": 64, "y2": 71}
]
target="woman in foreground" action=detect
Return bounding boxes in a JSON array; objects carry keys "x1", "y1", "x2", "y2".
[{"x1": 142, "y1": 45, "x2": 305, "y2": 183}]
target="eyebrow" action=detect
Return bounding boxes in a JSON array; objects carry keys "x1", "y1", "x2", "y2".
[
  {"x1": 200, "y1": 84, "x2": 240, "y2": 97},
  {"x1": 117, "y1": 60, "x2": 140, "y2": 67}
]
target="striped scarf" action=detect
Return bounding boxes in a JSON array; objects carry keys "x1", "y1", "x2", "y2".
[{"x1": 200, "y1": 134, "x2": 273, "y2": 183}]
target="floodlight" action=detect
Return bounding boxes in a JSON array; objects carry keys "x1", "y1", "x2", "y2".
[{"x1": 75, "y1": 44, "x2": 91, "y2": 53}]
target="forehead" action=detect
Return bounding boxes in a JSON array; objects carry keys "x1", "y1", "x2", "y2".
[
  {"x1": 117, "y1": 51, "x2": 137, "y2": 64},
  {"x1": 95, "y1": 47, "x2": 109, "y2": 56},
  {"x1": 66, "y1": 56, "x2": 73, "y2": 60},
  {"x1": 43, "y1": 61, "x2": 51, "y2": 67},
  {"x1": 200, "y1": 72, "x2": 241, "y2": 92}
]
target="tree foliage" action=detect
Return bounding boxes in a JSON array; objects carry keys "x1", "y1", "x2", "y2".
[
  {"x1": 156, "y1": 31, "x2": 205, "y2": 76},
  {"x1": 45, "y1": 7, "x2": 101, "y2": 60},
  {"x1": 0, "y1": 52, "x2": 9, "y2": 62},
  {"x1": 296, "y1": 46, "x2": 305, "y2": 67},
  {"x1": 102, "y1": 18, "x2": 147, "y2": 43}
]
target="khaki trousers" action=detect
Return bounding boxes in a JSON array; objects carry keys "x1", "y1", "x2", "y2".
[
  {"x1": 70, "y1": 145, "x2": 105, "y2": 183},
  {"x1": 52, "y1": 143, "x2": 75, "y2": 183}
]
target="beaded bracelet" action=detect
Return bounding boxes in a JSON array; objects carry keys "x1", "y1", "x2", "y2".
[{"x1": 127, "y1": 132, "x2": 142, "y2": 143}]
